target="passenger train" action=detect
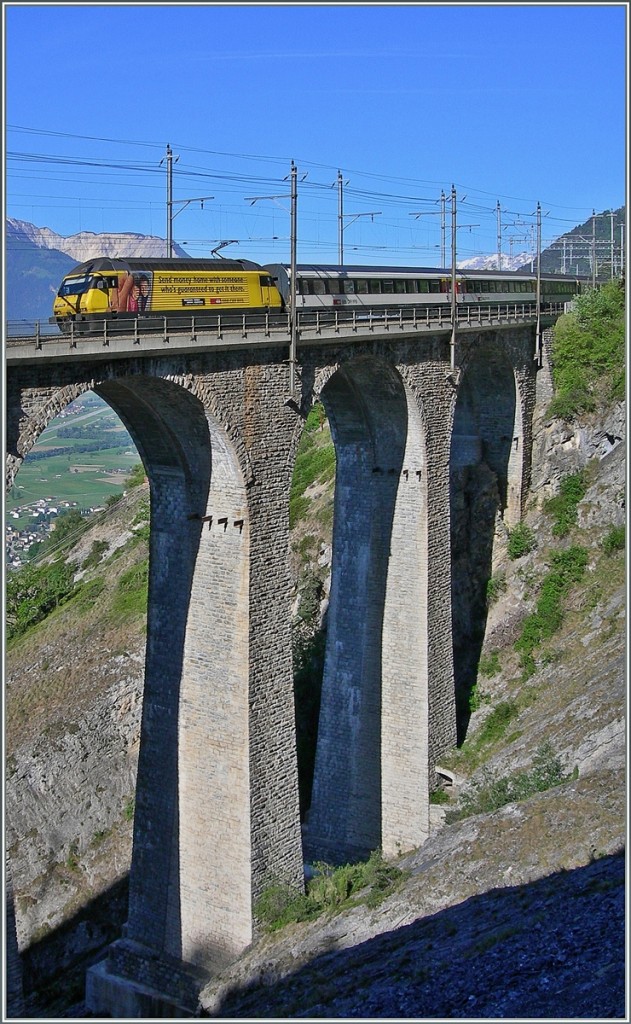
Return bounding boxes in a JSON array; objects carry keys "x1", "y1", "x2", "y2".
[{"x1": 51, "y1": 256, "x2": 584, "y2": 333}]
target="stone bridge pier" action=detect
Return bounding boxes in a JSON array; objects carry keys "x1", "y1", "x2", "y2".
[{"x1": 4, "y1": 325, "x2": 538, "y2": 1016}]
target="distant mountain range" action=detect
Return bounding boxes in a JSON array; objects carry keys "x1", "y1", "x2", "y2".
[
  {"x1": 457, "y1": 252, "x2": 533, "y2": 272},
  {"x1": 7, "y1": 218, "x2": 190, "y2": 263},
  {"x1": 5, "y1": 206, "x2": 625, "y2": 323}
]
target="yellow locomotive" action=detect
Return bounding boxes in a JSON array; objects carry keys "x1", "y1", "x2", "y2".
[{"x1": 51, "y1": 257, "x2": 283, "y2": 332}]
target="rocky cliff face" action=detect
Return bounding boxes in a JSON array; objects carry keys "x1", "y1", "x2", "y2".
[
  {"x1": 5, "y1": 488, "x2": 149, "y2": 1010},
  {"x1": 5, "y1": 393, "x2": 625, "y2": 1016}
]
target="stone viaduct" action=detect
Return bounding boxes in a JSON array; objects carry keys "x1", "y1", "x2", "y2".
[{"x1": 5, "y1": 312, "x2": 543, "y2": 1015}]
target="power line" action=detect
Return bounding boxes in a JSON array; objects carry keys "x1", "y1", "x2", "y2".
[{"x1": 7, "y1": 123, "x2": 620, "y2": 222}]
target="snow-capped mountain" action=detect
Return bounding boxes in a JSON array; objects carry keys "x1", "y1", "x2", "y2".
[
  {"x1": 7, "y1": 217, "x2": 189, "y2": 262},
  {"x1": 457, "y1": 252, "x2": 533, "y2": 272}
]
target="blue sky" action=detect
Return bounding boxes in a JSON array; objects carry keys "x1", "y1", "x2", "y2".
[{"x1": 4, "y1": 2, "x2": 628, "y2": 266}]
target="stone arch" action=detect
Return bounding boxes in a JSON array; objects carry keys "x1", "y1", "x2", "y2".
[
  {"x1": 304, "y1": 354, "x2": 433, "y2": 862},
  {"x1": 449, "y1": 340, "x2": 520, "y2": 739},
  {"x1": 6, "y1": 380, "x2": 96, "y2": 491},
  {"x1": 9, "y1": 369, "x2": 258, "y2": 980}
]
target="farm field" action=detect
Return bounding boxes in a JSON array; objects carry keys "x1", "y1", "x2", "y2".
[{"x1": 6, "y1": 393, "x2": 140, "y2": 530}]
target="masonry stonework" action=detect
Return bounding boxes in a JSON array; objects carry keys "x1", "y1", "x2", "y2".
[{"x1": 5, "y1": 324, "x2": 538, "y2": 1014}]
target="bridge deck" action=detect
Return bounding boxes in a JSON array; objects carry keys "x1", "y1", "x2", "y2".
[{"x1": 5, "y1": 302, "x2": 564, "y2": 364}]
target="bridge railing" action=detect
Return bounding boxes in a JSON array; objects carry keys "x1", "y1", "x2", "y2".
[{"x1": 5, "y1": 302, "x2": 567, "y2": 348}]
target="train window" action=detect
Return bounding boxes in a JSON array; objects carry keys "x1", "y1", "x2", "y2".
[
  {"x1": 394, "y1": 280, "x2": 406, "y2": 294},
  {"x1": 417, "y1": 280, "x2": 429, "y2": 293},
  {"x1": 59, "y1": 275, "x2": 92, "y2": 296},
  {"x1": 382, "y1": 280, "x2": 394, "y2": 293},
  {"x1": 405, "y1": 280, "x2": 419, "y2": 293},
  {"x1": 259, "y1": 275, "x2": 274, "y2": 287},
  {"x1": 312, "y1": 280, "x2": 326, "y2": 295},
  {"x1": 429, "y1": 280, "x2": 441, "y2": 293},
  {"x1": 369, "y1": 280, "x2": 381, "y2": 294},
  {"x1": 355, "y1": 279, "x2": 368, "y2": 294},
  {"x1": 327, "y1": 280, "x2": 341, "y2": 294}
]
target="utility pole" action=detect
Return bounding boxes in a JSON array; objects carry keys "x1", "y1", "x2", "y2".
[
  {"x1": 591, "y1": 209, "x2": 597, "y2": 288},
  {"x1": 162, "y1": 143, "x2": 212, "y2": 257},
  {"x1": 165, "y1": 144, "x2": 173, "y2": 257},
  {"x1": 536, "y1": 201, "x2": 542, "y2": 366},
  {"x1": 441, "y1": 190, "x2": 446, "y2": 268},
  {"x1": 450, "y1": 184, "x2": 457, "y2": 370},
  {"x1": 338, "y1": 174, "x2": 380, "y2": 263},
  {"x1": 496, "y1": 200, "x2": 502, "y2": 271},
  {"x1": 289, "y1": 160, "x2": 298, "y2": 400},
  {"x1": 610, "y1": 211, "x2": 615, "y2": 279},
  {"x1": 337, "y1": 170, "x2": 344, "y2": 264}
]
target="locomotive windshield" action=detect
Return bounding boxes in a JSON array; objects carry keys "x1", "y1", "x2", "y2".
[{"x1": 58, "y1": 275, "x2": 93, "y2": 297}]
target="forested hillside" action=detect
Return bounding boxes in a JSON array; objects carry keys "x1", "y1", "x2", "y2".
[{"x1": 517, "y1": 206, "x2": 625, "y2": 276}]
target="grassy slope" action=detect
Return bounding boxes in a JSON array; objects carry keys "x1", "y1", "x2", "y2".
[{"x1": 6, "y1": 484, "x2": 149, "y2": 752}]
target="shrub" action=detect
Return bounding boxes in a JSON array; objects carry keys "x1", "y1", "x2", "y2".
[
  {"x1": 126, "y1": 463, "x2": 147, "y2": 489},
  {"x1": 254, "y1": 882, "x2": 311, "y2": 931},
  {"x1": 478, "y1": 651, "x2": 500, "y2": 678},
  {"x1": 544, "y1": 470, "x2": 587, "y2": 537},
  {"x1": 507, "y1": 522, "x2": 536, "y2": 560},
  {"x1": 515, "y1": 546, "x2": 588, "y2": 673},
  {"x1": 295, "y1": 570, "x2": 324, "y2": 624},
  {"x1": 446, "y1": 742, "x2": 575, "y2": 822},
  {"x1": 486, "y1": 573, "x2": 507, "y2": 605},
  {"x1": 66, "y1": 840, "x2": 80, "y2": 871},
  {"x1": 81, "y1": 539, "x2": 109, "y2": 570},
  {"x1": 255, "y1": 850, "x2": 405, "y2": 932},
  {"x1": 602, "y1": 524, "x2": 625, "y2": 555},
  {"x1": 6, "y1": 559, "x2": 76, "y2": 642},
  {"x1": 476, "y1": 700, "x2": 519, "y2": 745}
]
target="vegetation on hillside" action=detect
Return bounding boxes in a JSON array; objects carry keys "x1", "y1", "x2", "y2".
[
  {"x1": 7, "y1": 465, "x2": 149, "y2": 645},
  {"x1": 255, "y1": 849, "x2": 406, "y2": 932},
  {"x1": 548, "y1": 279, "x2": 625, "y2": 419}
]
